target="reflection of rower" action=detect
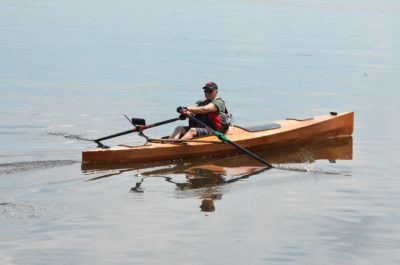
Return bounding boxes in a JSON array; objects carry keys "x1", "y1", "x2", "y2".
[
  {"x1": 187, "y1": 166, "x2": 269, "y2": 212},
  {"x1": 130, "y1": 166, "x2": 269, "y2": 212},
  {"x1": 200, "y1": 197, "x2": 217, "y2": 212}
]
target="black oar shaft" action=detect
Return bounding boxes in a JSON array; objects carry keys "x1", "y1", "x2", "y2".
[
  {"x1": 225, "y1": 139, "x2": 273, "y2": 168},
  {"x1": 184, "y1": 112, "x2": 273, "y2": 168},
  {"x1": 94, "y1": 117, "x2": 181, "y2": 143},
  {"x1": 146, "y1": 117, "x2": 181, "y2": 128},
  {"x1": 95, "y1": 129, "x2": 136, "y2": 142}
]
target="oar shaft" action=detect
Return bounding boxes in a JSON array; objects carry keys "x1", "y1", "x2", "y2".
[
  {"x1": 94, "y1": 117, "x2": 181, "y2": 143},
  {"x1": 225, "y1": 139, "x2": 273, "y2": 168},
  {"x1": 95, "y1": 129, "x2": 136, "y2": 142},
  {"x1": 146, "y1": 117, "x2": 181, "y2": 129},
  {"x1": 183, "y1": 112, "x2": 273, "y2": 168},
  {"x1": 183, "y1": 113, "x2": 215, "y2": 134}
]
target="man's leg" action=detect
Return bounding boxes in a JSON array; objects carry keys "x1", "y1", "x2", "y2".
[
  {"x1": 169, "y1": 126, "x2": 186, "y2": 139},
  {"x1": 180, "y1": 127, "x2": 197, "y2": 140}
]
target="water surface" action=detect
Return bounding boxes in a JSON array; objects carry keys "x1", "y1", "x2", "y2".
[{"x1": 1, "y1": 0, "x2": 400, "y2": 264}]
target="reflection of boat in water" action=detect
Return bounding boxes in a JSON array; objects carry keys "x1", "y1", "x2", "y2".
[
  {"x1": 83, "y1": 136, "x2": 352, "y2": 212},
  {"x1": 180, "y1": 136, "x2": 353, "y2": 212},
  {"x1": 140, "y1": 136, "x2": 352, "y2": 175},
  {"x1": 83, "y1": 136, "x2": 352, "y2": 179}
]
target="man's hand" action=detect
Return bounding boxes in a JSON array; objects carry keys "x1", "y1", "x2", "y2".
[
  {"x1": 176, "y1": 106, "x2": 188, "y2": 113},
  {"x1": 179, "y1": 114, "x2": 187, "y2": 120}
]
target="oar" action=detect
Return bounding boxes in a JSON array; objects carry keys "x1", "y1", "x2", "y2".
[
  {"x1": 180, "y1": 110, "x2": 274, "y2": 168},
  {"x1": 94, "y1": 116, "x2": 183, "y2": 148}
]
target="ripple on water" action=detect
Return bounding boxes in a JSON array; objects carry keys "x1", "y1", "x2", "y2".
[
  {"x1": 0, "y1": 160, "x2": 78, "y2": 175},
  {"x1": 0, "y1": 201, "x2": 64, "y2": 221}
]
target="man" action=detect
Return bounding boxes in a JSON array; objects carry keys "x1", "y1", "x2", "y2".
[{"x1": 169, "y1": 82, "x2": 230, "y2": 140}]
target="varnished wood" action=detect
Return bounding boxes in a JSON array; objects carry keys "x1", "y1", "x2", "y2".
[
  {"x1": 81, "y1": 136, "x2": 352, "y2": 175},
  {"x1": 82, "y1": 112, "x2": 354, "y2": 164}
]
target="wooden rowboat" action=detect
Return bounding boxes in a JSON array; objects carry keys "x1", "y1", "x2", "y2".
[{"x1": 82, "y1": 111, "x2": 354, "y2": 165}]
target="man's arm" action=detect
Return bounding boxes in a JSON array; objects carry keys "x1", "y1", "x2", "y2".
[{"x1": 188, "y1": 103, "x2": 218, "y2": 114}]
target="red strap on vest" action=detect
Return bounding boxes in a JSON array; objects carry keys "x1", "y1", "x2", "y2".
[{"x1": 207, "y1": 112, "x2": 222, "y2": 131}]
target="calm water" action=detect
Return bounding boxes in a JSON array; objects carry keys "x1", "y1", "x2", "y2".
[{"x1": 1, "y1": 0, "x2": 400, "y2": 264}]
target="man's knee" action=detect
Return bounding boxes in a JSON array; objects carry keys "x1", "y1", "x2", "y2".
[
  {"x1": 174, "y1": 126, "x2": 185, "y2": 133},
  {"x1": 188, "y1": 128, "x2": 197, "y2": 136}
]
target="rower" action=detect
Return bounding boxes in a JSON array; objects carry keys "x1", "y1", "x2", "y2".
[{"x1": 169, "y1": 82, "x2": 231, "y2": 140}]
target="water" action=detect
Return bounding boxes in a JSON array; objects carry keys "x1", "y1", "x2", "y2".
[{"x1": 1, "y1": 0, "x2": 400, "y2": 264}]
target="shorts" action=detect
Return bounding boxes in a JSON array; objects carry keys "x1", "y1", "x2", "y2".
[{"x1": 183, "y1": 126, "x2": 212, "y2": 137}]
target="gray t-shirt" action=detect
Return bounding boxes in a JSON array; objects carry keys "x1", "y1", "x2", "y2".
[
  {"x1": 195, "y1": 97, "x2": 226, "y2": 112},
  {"x1": 192, "y1": 97, "x2": 226, "y2": 129}
]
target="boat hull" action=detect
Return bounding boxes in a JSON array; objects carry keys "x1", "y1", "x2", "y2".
[{"x1": 82, "y1": 112, "x2": 354, "y2": 164}]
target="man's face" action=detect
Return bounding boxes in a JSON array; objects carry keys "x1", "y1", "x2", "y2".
[{"x1": 204, "y1": 88, "x2": 217, "y2": 99}]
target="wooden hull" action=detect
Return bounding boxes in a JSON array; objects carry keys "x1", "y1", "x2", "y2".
[{"x1": 82, "y1": 112, "x2": 354, "y2": 165}]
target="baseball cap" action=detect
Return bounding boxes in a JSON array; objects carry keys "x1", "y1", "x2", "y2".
[{"x1": 202, "y1": 82, "x2": 218, "y2": 90}]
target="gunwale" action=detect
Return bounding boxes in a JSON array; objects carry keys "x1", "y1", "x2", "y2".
[{"x1": 82, "y1": 111, "x2": 354, "y2": 164}]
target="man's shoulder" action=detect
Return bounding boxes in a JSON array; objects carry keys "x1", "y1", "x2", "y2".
[
  {"x1": 211, "y1": 97, "x2": 225, "y2": 112},
  {"x1": 196, "y1": 97, "x2": 226, "y2": 112},
  {"x1": 212, "y1": 97, "x2": 225, "y2": 105},
  {"x1": 212, "y1": 97, "x2": 224, "y2": 103}
]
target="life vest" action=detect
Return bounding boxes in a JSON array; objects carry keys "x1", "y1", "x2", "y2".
[
  {"x1": 207, "y1": 108, "x2": 228, "y2": 132},
  {"x1": 189, "y1": 105, "x2": 230, "y2": 132}
]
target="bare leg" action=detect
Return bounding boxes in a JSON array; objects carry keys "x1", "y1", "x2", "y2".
[
  {"x1": 169, "y1": 126, "x2": 186, "y2": 139},
  {"x1": 180, "y1": 127, "x2": 197, "y2": 140}
]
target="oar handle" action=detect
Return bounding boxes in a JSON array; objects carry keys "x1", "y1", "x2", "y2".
[{"x1": 182, "y1": 111, "x2": 274, "y2": 168}]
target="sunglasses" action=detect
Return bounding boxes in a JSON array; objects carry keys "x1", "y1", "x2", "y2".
[{"x1": 204, "y1": 89, "x2": 215, "y2": 94}]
